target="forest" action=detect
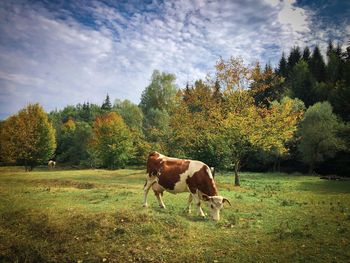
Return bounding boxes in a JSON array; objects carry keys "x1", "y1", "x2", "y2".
[{"x1": 1, "y1": 41, "x2": 349, "y2": 181}]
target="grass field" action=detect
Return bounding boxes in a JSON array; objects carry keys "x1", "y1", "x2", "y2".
[{"x1": 0, "y1": 167, "x2": 349, "y2": 262}]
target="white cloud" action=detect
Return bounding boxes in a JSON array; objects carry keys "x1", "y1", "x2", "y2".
[{"x1": 0, "y1": 0, "x2": 343, "y2": 119}]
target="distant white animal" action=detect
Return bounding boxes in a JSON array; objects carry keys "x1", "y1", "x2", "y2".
[{"x1": 48, "y1": 160, "x2": 56, "y2": 168}]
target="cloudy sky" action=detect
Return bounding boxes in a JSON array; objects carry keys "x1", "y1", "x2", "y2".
[{"x1": 0, "y1": 0, "x2": 349, "y2": 119}]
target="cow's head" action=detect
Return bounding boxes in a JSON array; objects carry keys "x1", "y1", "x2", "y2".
[{"x1": 202, "y1": 194, "x2": 231, "y2": 221}]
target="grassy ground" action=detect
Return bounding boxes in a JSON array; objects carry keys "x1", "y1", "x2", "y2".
[{"x1": 0, "y1": 167, "x2": 349, "y2": 263}]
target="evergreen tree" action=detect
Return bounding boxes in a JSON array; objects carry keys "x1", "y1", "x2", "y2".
[
  {"x1": 287, "y1": 46, "x2": 302, "y2": 72},
  {"x1": 327, "y1": 43, "x2": 343, "y2": 83},
  {"x1": 101, "y1": 94, "x2": 112, "y2": 111},
  {"x1": 309, "y1": 45, "x2": 326, "y2": 82},
  {"x1": 326, "y1": 40, "x2": 334, "y2": 58},
  {"x1": 302, "y1": 47, "x2": 311, "y2": 62},
  {"x1": 288, "y1": 61, "x2": 315, "y2": 107},
  {"x1": 277, "y1": 52, "x2": 288, "y2": 78}
]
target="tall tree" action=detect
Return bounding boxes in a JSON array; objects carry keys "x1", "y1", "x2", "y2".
[
  {"x1": 298, "y1": 102, "x2": 346, "y2": 173},
  {"x1": 139, "y1": 70, "x2": 178, "y2": 114},
  {"x1": 302, "y1": 46, "x2": 311, "y2": 63},
  {"x1": 277, "y1": 52, "x2": 288, "y2": 78},
  {"x1": 250, "y1": 62, "x2": 285, "y2": 107},
  {"x1": 309, "y1": 45, "x2": 327, "y2": 82},
  {"x1": 0, "y1": 104, "x2": 56, "y2": 171},
  {"x1": 89, "y1": 112, "x2": 134, "y2": 169},
  {"x1": 114, "y1": 99, "x2": 143, "y2": 132},
  {"x1": 215, "y1": 56, "x2": 251, "y2": 91},
  {"x1": 326, "y1": 43, "x2": 343, "y2": 83},
  {"x1": 287, "y1": 46, "x2": 302, "y2": 72},
  {"x1": 139, "y1": 70, "x2": 178, "y2": 152},
  {"x1": 288, "y1": 61, "x2": 315, "y2": 107},
  {"x1": 101, "y1": 94, "x2": 112, "y2": 111}
]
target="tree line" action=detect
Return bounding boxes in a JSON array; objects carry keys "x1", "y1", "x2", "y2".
[{"x1": 0, "y1": 41, "x2": 349, "y2": 185}]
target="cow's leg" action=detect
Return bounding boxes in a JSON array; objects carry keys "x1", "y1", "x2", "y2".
[
  {"x1": 143, "y1": 176, "x2": 157, "y2": 207},
  {"x1": 154, "y1": 190, "x2": 166, "y2": 209},
  {"x1": 152, "y1": 182, "x2": 166, "y2": 208},
  {"x1": 186, "y1": 194, "x2": 193, "y2": 214},
  {"x1": 191, "y1": 193, "x2": 205, "y2": 218}
]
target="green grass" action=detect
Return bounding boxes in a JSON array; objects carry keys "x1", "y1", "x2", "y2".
[{"x1": 0, "y1": 167, "x2": 349, "y2": 262}]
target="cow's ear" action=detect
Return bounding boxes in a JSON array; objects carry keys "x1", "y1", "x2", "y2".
[
  {"x1": 202, "y1": 194, "x2": 211, "y2": 201},
  {"x1": 223, "y1": 198, "x2": 231, "y2": 206}
]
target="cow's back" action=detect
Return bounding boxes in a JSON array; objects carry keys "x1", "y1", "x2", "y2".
[{"x1": 147, "y1": 152, "x2": 216, "y2": 195}]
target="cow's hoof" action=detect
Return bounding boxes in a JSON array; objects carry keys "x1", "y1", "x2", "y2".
[
  {"x1": 159, "y1": 205, "x2": 166, "y2": 209},
  {"x1": 142, "y1": 204, "x2": 148, "y2": 208}
]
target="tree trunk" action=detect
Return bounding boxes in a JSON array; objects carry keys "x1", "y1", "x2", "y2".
[{"x1": 234, "y1": 160, "x2": 240, "y2": 186}]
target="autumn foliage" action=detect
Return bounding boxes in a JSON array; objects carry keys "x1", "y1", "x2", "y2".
[
  {"x1": 0, "y1": 104, "x2": 56, "y2": 170},
  {"x1": 89, "y1": 112, "x2": 133, "y2": 169}
]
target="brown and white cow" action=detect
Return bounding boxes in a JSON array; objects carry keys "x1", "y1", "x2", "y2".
[{"x1": 143, "y1": 151, "x2": 230, "y2": 221}]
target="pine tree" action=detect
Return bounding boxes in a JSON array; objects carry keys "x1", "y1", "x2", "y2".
[
  {"x1": 277, "y1": 52, "x2": 288, "y2": 78},
  {"x1": 309, "y1": 45, "x2": 326, "y2": 82},
  {"x1": 326, "y1": 40, "x2": 334, "y2": 58},
  {"x1": 101, "y1": 94, "x2": 112, "y2": 111},
  {"x1": 287, "y1": 46, "x2": 302, "y2": 71},
  {"x1": 327, "y1": 42, "x2": 343, "y2": 83},
  {"x1": 302, "y1": 47, "x2": 311, "y2": 62},
  {"x1": 289, "y1": 61, "x2": 315, "y2": 107}
]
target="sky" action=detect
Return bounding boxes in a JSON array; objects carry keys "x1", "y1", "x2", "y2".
[{"x1": 0, "y1": 0, "x2": 349, "y2": 120}]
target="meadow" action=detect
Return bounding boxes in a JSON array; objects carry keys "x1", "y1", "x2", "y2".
[{"x1": 0, "y1": 167, "x2": 349, "y2": 263}]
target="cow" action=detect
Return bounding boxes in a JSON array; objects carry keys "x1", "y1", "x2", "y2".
[
  {"x1": 48, "y1": 160, "x2": 56, "y2": 168},
  {"x1": 143, "y1": 151, "x2": 230, "y2": 221}
]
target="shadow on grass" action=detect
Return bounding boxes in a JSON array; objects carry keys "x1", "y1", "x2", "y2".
[{"x1": 297, "y1": 180, "x2": 350, "y2": 194}]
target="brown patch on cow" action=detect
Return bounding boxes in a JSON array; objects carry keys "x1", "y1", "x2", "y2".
[
  {"x1": 186, "y1": 165, "x2": 218, "y2": 196},
  {"x1": 147, "y1": 152, "x2": 191, "y2": 190},
  {"x1": 157, "y1": 159, "x2": 190, "y2": 190}
]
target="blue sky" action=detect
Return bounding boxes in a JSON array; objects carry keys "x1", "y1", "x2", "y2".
[{"x1": 0, "y1": 0, "x2": 349, "y2": 119}]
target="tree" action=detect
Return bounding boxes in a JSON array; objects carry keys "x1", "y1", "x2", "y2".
[
  {"x1": 215, "y1": 56, "x2": 251, "y2": 91},
  {"x1": 302, "y1": 47, "x2": 311, "y2": 63},
  {"x1": 113, "y1": 99, "x2": 150, "y2": 165},
  {"x1": 287, "y1": 46, "x2": 302, "y2": 72},
  {"x1": 277, "y1": 52, "x2": 288, "y2": 78},
  {"x1": 0, "y1": 104, "x2": 56, "y2": 171},
  {"x1": 56, "y1": 119, "x2": 92, "y2": 165},
  {"x1": 139, "y1": 70, "x2": 178, "y2": 114},
  {"x1": 114, "y1": 99, "x2": 143, "y2": 132},
  {"x1": 89, "y1": 112, "x2": 134, "y2": 169},
  {"x1": 101, "y1": 94, "x2": 112, "y2": 111},
  {"x1": 298, "y1": 102, "x2": 346, "y2": 173},
  {"x1": 220, "y1": 94, "x2": 303, "y2": 185},
  {"x1": 309, "y1": 45, "x2": 326, "y2": 82},
  {"x1": 326, "y1": 43, "x2": 343, "y2": 83},
  {"x1": 250, "y1": 62, "x2": 285, "y2": 107},
  {"x1": 288, "y1": 61, "x2": 315, "y2": 107},
  {"x1": 169, "y1": 80, "x2": 224, "y2": 166},
  {"x1": 139, "y1": 70, "x2": 178, "y2": 152}
]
